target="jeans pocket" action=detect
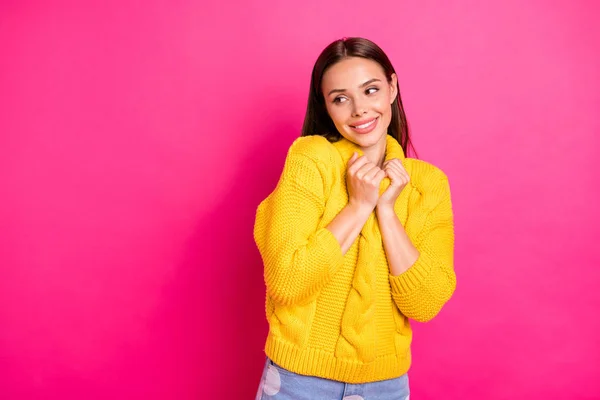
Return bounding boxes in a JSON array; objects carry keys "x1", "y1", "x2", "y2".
[{"x1": 259, "y1": 358, "x2": 286, "y2": 397}]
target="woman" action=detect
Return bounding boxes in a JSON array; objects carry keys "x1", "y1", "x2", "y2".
[{"x1": 253, "y1": 37, "x2": 456, "y2": 400}]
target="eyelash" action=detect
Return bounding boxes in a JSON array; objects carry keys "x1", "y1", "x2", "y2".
[{"x1": 333, "y1": 87, "x2": 379, "y2": 104}]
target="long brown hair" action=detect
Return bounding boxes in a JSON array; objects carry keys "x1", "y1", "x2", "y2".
[{"x1": 301, "y1": 37, "x2": 417, "y2": 158}]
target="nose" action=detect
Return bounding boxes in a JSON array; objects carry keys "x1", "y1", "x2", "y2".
[{"x1": 351, "y1": 98, "x2": 368, "y2": 117}]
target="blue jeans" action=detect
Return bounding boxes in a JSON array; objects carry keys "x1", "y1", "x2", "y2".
[{"x1": 255, "y1": 357, "x2": 410, "y2": 400}]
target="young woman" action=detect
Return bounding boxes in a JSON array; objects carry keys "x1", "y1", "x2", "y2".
[{"x1": 253, "y1": 37, "x2": 456, "y2": 400}]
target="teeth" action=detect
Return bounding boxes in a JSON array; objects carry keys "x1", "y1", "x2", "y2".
[{"x1": 355, "y1": 119, "x2": 376, "y2": 129}]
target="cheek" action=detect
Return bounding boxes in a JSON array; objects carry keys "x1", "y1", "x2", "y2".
[
  {"x1": 373, "y1": 98, "x2": 392, "y2": 117},
  {"x1": 327, "y1": 106, "x2": 349, "y2": 127}
]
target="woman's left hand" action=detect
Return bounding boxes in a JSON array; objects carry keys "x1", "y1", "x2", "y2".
[{"x1": 377, "y1": 158, "x2": 410, "y2": 210}]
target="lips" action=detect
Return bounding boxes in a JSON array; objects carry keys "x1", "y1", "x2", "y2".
[
  {"x1": 349, "y1": 116, "x2": 379, "y2": 134},
  {"x1": 350, "y1": 117, "x2": 378, "y2": 128}
]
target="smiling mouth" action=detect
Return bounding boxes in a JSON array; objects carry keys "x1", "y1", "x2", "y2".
[{"x1": 350, "y1": 117, "x2": 378, "y2": 129}]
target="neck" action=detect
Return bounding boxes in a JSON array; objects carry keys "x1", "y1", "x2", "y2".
[{"x1": 361, "y1": 136, "x2": 387, "y2": 168}]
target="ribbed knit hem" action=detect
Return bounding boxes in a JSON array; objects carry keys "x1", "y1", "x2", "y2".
[
  {"x1": 264, "y1": 334, "x2": 410, "y2": 384},
  {"x1": 389, "y1": 252, "x2": 432, "y2": 295}
]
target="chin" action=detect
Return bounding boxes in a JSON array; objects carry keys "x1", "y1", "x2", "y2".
[{"x1": 346, "y1": 130, "x2": 386, "y2": 149}]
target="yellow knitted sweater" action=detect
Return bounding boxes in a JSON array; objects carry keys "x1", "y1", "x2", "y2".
[{"x1": 253, "y1": 134, "x2": 456, "y2": 383}]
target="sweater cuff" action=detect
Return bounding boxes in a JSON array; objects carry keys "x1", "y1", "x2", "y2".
[
  {"x1": 388, "y1": 252, "x2": 432, "y2": 295},
  {"x1": 317, "y1": 227, "x2": 345, "y2": 277}
]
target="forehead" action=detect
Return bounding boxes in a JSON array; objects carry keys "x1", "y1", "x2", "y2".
[{"x1": 322, "y1": 57, "x2": 386, "y2": 91}]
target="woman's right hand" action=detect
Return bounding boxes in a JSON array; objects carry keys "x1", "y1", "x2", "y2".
[{"x1": 346, "y1": 152, "x2": 386, "y2": 212}]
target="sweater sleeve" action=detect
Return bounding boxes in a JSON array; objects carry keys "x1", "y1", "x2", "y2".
[
  {"x1": 253, "y1": 149, "x2": 344, "y2": 307},
  {"x1": 389, "y1": 177, "x2": 456, "y2": 322}
]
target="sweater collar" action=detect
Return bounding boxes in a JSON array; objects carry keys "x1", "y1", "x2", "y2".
[
  {"x1": 332, "y1": 134, "x2": 406, "y2": 166},
  {"x1": 332, "y1": 134, "x2": 410, "y2": 197}
]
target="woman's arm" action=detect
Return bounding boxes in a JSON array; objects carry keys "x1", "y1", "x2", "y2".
[
  {"x1": 376, "y1": 158, "x2": 456, "y2": 322},
  {"x1": 327, "y1": 152, "x2": 386, "y2": 254},
  {"x1": 376, "y1": 206, "x2": 420, "y2": 275},
  {"x1": 326, "y1": 201, "x2": 372, "y2": 254},
  {"x1": 380, "y1": 182, "x2": 456, "y2": 322},
  {"x1": 254, "y1": 151, "x2": 343, "y2": 307},
  {"x1": 254, "y1": 147, "x2": 385, "y2": 307}
]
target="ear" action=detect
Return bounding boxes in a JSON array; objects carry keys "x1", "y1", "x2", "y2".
[{"x1": 389, "y1": 73, "x2": 398, "y2": 104}]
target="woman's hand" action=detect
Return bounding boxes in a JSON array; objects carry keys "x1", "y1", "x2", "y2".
[
  {"x1": 346, "y1": 152, "x2": 386, "y2": 212},
  {"x1": 377, "y1": 158, "x2": 410, "y2": 210}
]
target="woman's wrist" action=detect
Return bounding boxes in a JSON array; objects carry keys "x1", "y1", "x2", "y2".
[
  {"x1": 347, "y1": 199, "x2": 375, "y2": 218},
  {"x1": 375, "y1": 204, "x2": 395, "y2": 217}
]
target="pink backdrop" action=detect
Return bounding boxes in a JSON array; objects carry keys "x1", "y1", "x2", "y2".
[{"x1": 1, "y1": 1, "x2": 599, "y2": 399}]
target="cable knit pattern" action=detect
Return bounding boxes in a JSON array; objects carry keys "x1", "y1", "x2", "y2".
[
  {"x1": 334, "y1": 214, "x2": 376, "y2": 362},
  {"x1": 254, "y1": 134, "x2": 456, "y2": 383}
]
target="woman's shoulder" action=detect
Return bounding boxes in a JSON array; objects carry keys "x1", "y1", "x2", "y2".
[
  {"x1": 405, "y1": 158, "x2": 451, "y2": 205},
  {"x1": 407, "y1": 158, "x2": 448, "y2": 183},
  {"x1": 287, "y1": 135, "x2": 337, "y2": 165}
]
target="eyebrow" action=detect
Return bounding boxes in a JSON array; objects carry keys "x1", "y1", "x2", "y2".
[{"x1": 327, "y1": 78, "x2": 382, "y2": 96}]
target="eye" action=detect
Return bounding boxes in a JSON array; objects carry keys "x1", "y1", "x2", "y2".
[
  {"x1": 333, "y1": 96, "x2": 348, "y2": 104},
  {"x1": 366, "y1": 87, "x2": 379, "y2": 95}
]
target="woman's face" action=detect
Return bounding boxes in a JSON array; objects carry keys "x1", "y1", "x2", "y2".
[{"x1": 321, "y1": 57, "x2": 397, "y2": 150}]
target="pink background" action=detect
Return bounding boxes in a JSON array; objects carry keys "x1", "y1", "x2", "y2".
[{"x1": 1, "y1": 1, "x2": 599, "y2": 399}]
